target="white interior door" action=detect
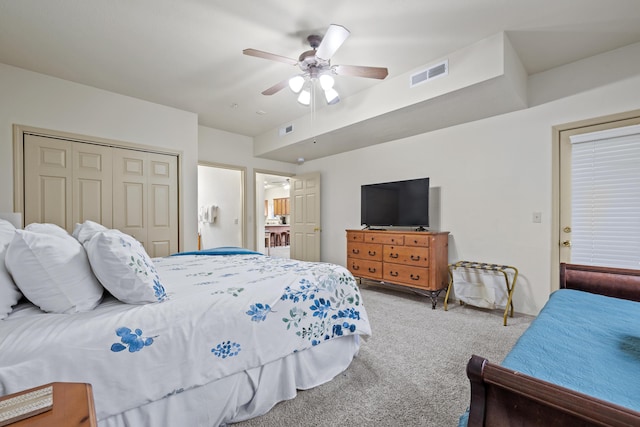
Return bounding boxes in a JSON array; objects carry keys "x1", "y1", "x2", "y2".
[
  {"x1": 147, "y1": 152, "x2": 178, "y2": 257},
  {"x1": 24, "y1": 135, "x2": 73, "y2": 230},
  {"x1": 73, "y1": 142, "x2": 113, "y2": 227},
  {"x1": 290, "y1": 172, "x2": 321, "y2": 262},
  {"x1": 20, "y1": 128, "x2": 180, "y2": 254}
]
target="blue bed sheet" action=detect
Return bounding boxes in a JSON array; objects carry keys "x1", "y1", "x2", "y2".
[
  {"x1": 503, "y1": 289, "x2": 640, "y2": 410},
  {"x1": 171, "y1": 246, "x2": 263, "y2": 256},
  {"x1": 459, "y1": 289, "x2": 640, "y2": 426}
]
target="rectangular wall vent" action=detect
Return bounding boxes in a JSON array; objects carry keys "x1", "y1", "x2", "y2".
[
  {"x1": 279, "y1": 124, "x2": 294, "y2": 136},
  {"x1": 410, "y1": 59, "x2": 449, "y2": 88}
]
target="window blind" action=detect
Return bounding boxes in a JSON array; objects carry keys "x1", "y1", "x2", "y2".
[{"x1": 569, "y1": 124, "x2": 640, "y2": 269}]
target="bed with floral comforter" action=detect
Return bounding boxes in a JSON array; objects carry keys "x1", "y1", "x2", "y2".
[{"x1": 0, "y1": 252, "x2": 370, "y2": 426}]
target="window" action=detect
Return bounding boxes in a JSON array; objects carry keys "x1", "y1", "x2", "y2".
[{"x1": 568, "y1": 124, "x2": 640, "y2": 269}]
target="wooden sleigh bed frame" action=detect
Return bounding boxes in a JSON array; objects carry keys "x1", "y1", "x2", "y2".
[{"x1": 465, "y1": 263, "x2": 640, "y2": 427}]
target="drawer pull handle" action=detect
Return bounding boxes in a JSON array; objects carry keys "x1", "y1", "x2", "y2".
[
  {"x1": 390, "y1": 271, "x2": 399, "y2": 277},
  {"x1": 414, "y1": 240, "x2": 418, "y2": 244},
  {"x1": 352, "y1": 264, "x2": 360, "y2": 271},
  {"x1": 410, "y1": 274, "x2": 420, "y2": 281},
  {"x1": 368, "y1": 267, "x2": 377, "y2": 273},
  {"x1": 389, "y1": 253, "x2": 399, "y2": 259},
  {"x1": 368, "y1": 250, "x2": 376, "y2": 256},
  {"x1": 410, "y1": 255, "x2": 421, "y2": 261},
  {"x1": 352, "y1": 249, "x2": 360, "y2": 254}
]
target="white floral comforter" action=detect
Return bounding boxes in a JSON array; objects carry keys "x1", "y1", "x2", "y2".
[{"x1": 0, "y1": 254, "x2": 371, "y2": 420}]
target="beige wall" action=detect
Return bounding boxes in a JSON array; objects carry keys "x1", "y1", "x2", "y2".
[
  {"x1": 297, "y1": 45, "x2": 640, "y2": 316},
  {"x1": 0, "y1": 63, "x2": 199, "y2": 250}
]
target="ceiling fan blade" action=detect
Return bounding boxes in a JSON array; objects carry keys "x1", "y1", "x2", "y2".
[
  {"x1": 262, "y1": 78, "x2": 290, "y2": 96},
  {"x1": 316, "y1": 24, "x2": 350, "y2": 60},
  {"x1": 243, "y1": 48, "x2": 298, "y2": 66},
  {"x1": 334, "y1": 65, "x2": 389, "y2": 79}
]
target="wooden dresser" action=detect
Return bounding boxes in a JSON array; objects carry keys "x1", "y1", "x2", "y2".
[{"x1": 346, "y1": 229, "x2": 450, "y2": 308}]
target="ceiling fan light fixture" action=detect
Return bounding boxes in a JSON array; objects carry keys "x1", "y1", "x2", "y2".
[
  {"x1": 319, "y1": 74, "x2": 334, "y2": 90},
  {"x1": 288, "y1": 75, "x2": 305, "y2": 93},
  {"x1": 324, "y1": 87, "x2": 340, "y2": 105},
  {"x1": 297, "y1": 89, "x2": 311, "y2": 106}
]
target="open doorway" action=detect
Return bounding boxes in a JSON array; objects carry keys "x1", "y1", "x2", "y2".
[
  {"x1": 255, "y1": 171, "x2": 292, "y2": 258},
  {"x1": 198, "y1": 162, "x2": 245, "y2": 249}
]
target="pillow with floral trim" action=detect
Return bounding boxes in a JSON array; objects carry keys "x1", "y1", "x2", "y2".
[
  {"x1": 72, "y1": 220, "x2": 108, "y2": 245},
  {"x1": 84, "y1": 229, "x2": 167, "y2": 304},
  {"x1": 0, "y1": 219, "x2": 21, "y2": 320},
  {"x1": 5, "y1": 228, "x2": 104, "y2": 313}
]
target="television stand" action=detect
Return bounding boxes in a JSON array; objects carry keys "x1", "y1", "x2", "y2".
[{"x1": 346, "y1": 229, "x2": 450, "y2": 308}]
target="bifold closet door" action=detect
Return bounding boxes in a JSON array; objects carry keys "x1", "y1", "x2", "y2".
[
  {"x1": 24, "y1": 135, "x2": 73, "y2": 230},
  {"x1": 73, "y1": 143, "x2": 113, "y2": 228},
  {"x1": 25, "y1": 136, "x2": 113, "y2": 232},
  {"x1": 23, "y1": 133, "x2": 178, "y2": 255},
  {"x1": 112, "y1": 148, "x2": 178, "y2": 257}
]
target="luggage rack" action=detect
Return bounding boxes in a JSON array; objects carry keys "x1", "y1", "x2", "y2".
[{"x1": 444, "y1": 261, "x2": 518, "y2": 326}]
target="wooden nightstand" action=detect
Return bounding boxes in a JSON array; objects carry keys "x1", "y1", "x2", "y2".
[{"x1": 0, "y1": 383, "x2": 97, "y2": 427}]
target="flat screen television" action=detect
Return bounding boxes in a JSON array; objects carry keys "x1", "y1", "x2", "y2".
[{"x1": 361, "y1": 177, "x2": 429, "y2": 229}]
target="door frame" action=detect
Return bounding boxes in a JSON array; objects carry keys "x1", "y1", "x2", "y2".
[
  {"x1": 253, "y1": 169, "x2": 293, "y2": 253},
  {"x1": 13, "y1": 124, "x2": 185, "y2": 250},
  {"x1": 198, "y1": 161, "x2": 247, "y2": 249},
  {"x1": 551, "y1": 108, "x2": 640, "y2": 291}
]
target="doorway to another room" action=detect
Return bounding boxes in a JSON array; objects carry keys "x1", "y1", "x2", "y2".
[
  {"x1": 197, "y1": 163, "x2": 245, "y2": 250},
  {"x1": 255, "y1": 172, "x2": 291, "y2": 259}
]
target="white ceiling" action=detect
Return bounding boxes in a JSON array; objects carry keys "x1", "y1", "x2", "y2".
[{"x1": 1, "y1": 0, "x2": 640, "y2": 145}]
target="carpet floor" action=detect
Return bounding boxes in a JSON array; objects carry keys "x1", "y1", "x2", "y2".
[{"x1": 235, "y1": 281, "x2": 533, "y2": 426}]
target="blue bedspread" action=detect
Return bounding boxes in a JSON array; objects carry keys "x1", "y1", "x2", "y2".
[
  {"x1": 502, "y1": 289, "x2": 640, "y2": 411},
  {"x1": 459, "y1": 289, "x2": 640, "y2": 426},
  {"x1": 172, "y1": 246, "x2": 263, "y2": 256}
]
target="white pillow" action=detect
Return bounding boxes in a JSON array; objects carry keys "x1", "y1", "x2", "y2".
[
  {"x1": 85, "y1": 230, "x2": 167, "y2": 304},
  {"x1": 0, "y1": 220, "x2": 21, "y2": 320},
  {"x1": 5, "y1": 229, "x2": 104, "y2": 313},
  {"x1": 72, "y1": 220, "x2": 108, "y2": 245},
  {"x1": 25, "y1": 222, "x2": 71, "y2": 238}
]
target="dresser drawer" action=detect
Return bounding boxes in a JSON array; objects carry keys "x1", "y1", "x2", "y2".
[
  {"x1": 404, "y1": 234, "x2": 430, "y2": 247},
  {"x1": 383, "y1": 246, "x2": 429, "y2": 267},
  {"x1": 363, "y1": 233, "x2": 404, "y2": 245},
  {"x1": 347, "y1": 242, "x2": 382, "y2": 261},
  {"x1": 348, "y1": 258, "x2": 382, "y2": 280},
  {"x1": 383, "y1": 263, "x2": 430, "y2": 289},
  {"x1": 346, "y1": 231, "x2": 364, "y2": 242}
]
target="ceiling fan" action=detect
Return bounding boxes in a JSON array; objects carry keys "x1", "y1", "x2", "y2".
[{"x1": 243, "y1": 24, "x2": 389, "y2": 105}]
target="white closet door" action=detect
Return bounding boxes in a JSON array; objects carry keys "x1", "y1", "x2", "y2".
[
  {"x1": 147, "y1": 152, "x2": 178, "y2": 257},
  {"x1": 22, "y1": 131, "x2": 179, "y2": 254},
  {"x1": 112, "y1": 148, "x2": 178, "y2": 256},
  {"x1": 113, "y1": 148, "x2": 148, "y2": 248},
  {"x1": 73, "y1": 143, "x2": 113, "y2": 228},
  {"x1": 24, "y1": 135, "x2": 73, "y2": 230}
]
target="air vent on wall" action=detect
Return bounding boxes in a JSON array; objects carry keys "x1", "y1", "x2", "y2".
[
  {"x1": 410, "y1": 59, "x2": 448, "y2": 88},
  {"x1": 279, "y1": 124, "x2": 294, "y2": 136}
]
